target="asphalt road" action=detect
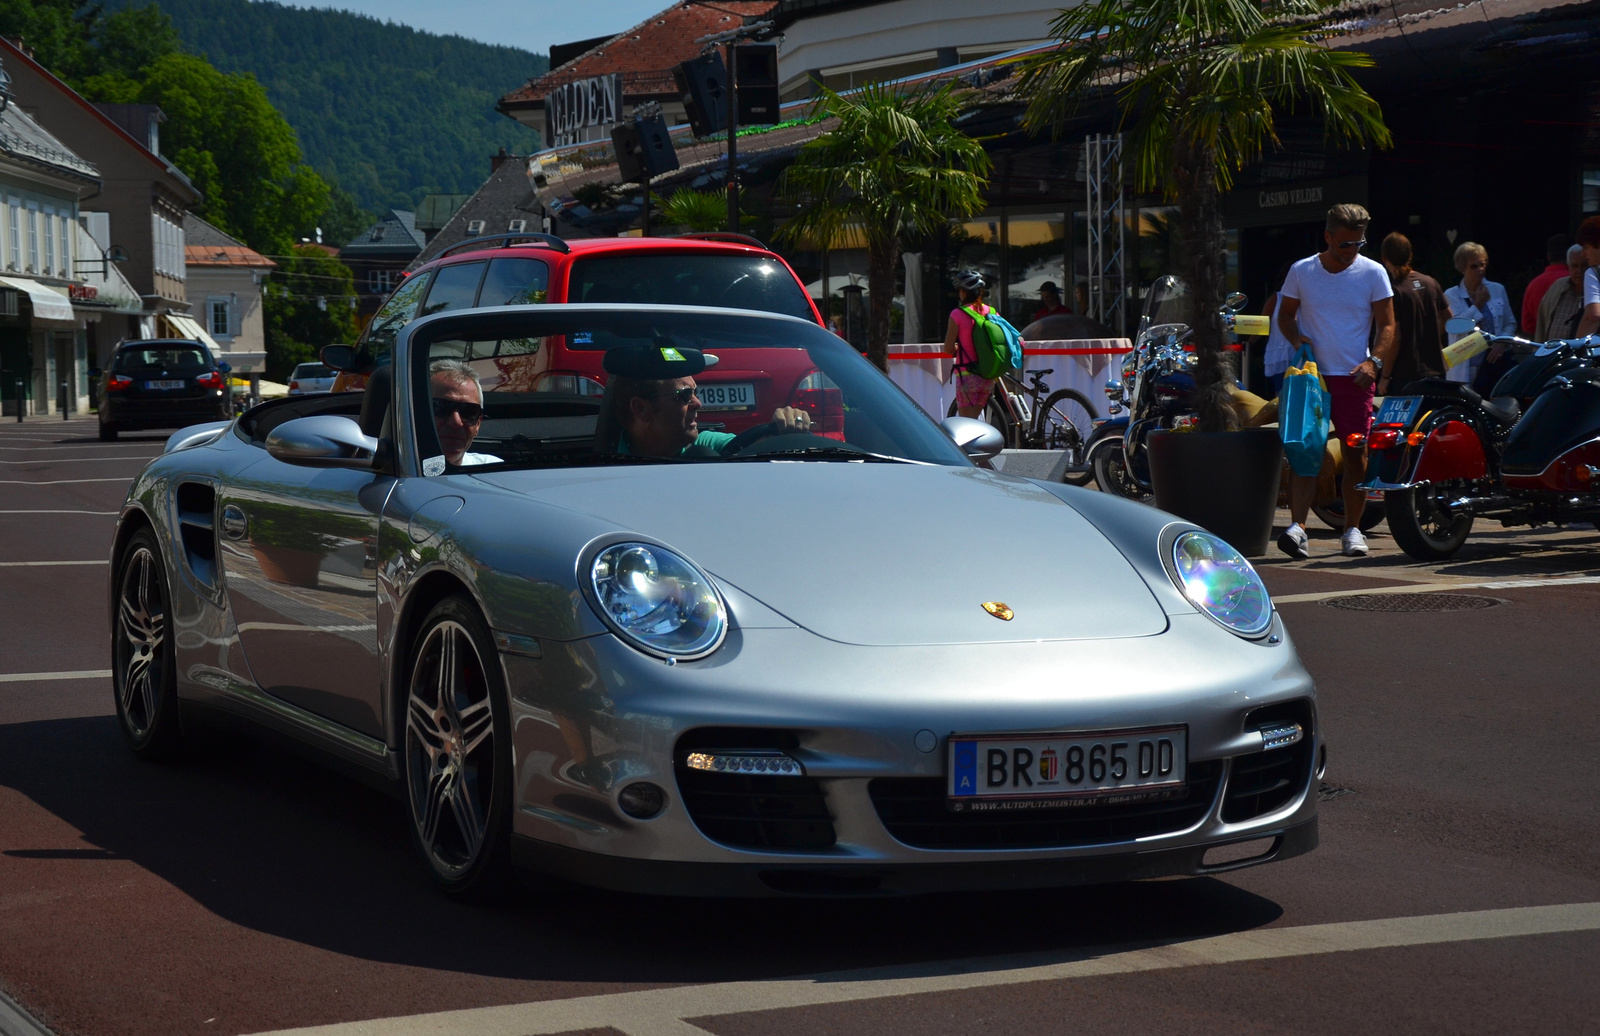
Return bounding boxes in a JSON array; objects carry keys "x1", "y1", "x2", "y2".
[{"x1": 1, "y1": 416, "x2": 1597, "y2": 1036}]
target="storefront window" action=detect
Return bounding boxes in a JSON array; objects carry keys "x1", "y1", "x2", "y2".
[{"x1": 1003, "y1": 214, "x2": 1067, "y2": 328}]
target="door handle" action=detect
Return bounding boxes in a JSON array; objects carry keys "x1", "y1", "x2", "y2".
[{"x1": 221, "y1": 504, "x2": 247, "y2": 540}]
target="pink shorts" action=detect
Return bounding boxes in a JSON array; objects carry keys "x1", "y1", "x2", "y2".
[
  {"x1": 955, "y1": 373, "x2": 995, "y2": 410},
  {"x1": 1324, "y1": 375, "x2": 1374, "y2": 441}
]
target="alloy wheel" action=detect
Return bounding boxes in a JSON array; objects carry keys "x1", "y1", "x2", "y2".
[
  {"x1": 405, "y1": 619, "x2": 497, "y2": 878},
  {"x1": 116, "y1": 546, "x2": 166, "y2": 738}
]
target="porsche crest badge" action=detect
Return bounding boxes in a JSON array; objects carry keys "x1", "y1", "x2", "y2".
[{"x1": 981, "y1": 601, "x2": 1014, "y2": 621}]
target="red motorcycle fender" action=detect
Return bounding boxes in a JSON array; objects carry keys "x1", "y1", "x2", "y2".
[
  {"x1": 1503, "y1": 438, "x2": 1600, "y2": 491},
  {"x1": 1412, "y1": 420, "x2": 1487, "y2": 482}
]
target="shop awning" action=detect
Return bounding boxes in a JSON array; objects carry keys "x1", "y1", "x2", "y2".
[
  {"x1": 163, "y1": 313, "x2": 222, "y2": 354},
  {"x1": 0, "y1": 277, "x2": 75, "y2": 321}
]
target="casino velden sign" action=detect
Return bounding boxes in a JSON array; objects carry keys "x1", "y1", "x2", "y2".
[
  {"x1": 544, "y1": 73, "x2": 624, "y2": 149},
  {"x1": 1223, "y1": 174, "x2": 1368, "y2": 228}
]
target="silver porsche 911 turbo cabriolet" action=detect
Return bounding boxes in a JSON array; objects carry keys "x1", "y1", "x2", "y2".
[{"x1": 110, "y1": 304, "x2": 1320, "y2": 899}]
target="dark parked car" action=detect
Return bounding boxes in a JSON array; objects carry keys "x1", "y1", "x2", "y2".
[{"x1": 94, "y1": 340, "x2": 232, "y2": 441}]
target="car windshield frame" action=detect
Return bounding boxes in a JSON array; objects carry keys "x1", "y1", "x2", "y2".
[
  {"x1": 566, "y1": 252, "x2": 817, "y2": 323},
  {"x1": 393, "y1": 304, "x2": 970, "y2": 477}
]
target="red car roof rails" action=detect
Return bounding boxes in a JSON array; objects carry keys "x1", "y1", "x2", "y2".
[
  {"x1": 438, "y1": 232, "x2": 572, "y2": 259},
  {"x1": 674, "y1": 232, "x2": 768, "y2": 249}
]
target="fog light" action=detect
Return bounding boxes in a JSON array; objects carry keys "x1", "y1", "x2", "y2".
[
  {"x1": 617, "y1": 781, "x2": 666, "y2": 819},
  {"x1": 683, "y1": 750, "x2": 804, "y2": 776}
]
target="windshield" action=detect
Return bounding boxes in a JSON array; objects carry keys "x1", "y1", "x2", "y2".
[
  {"x1": 407, "y1": 308, "x2": 967, "y2": 474},
  {"x1": 1142, "y1": 275, "x2": 1195, "y2": 330},
  {"x1": 567, "y1": 254, "x2": 816, "y2": 323},
  {"x1": 115, "y1": 346, "x2": 209, "y2": 370}
]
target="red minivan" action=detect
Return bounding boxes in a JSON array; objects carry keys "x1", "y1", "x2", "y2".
[{"x1": 333, "y1": 233, "x2": 835, "y2": 436}]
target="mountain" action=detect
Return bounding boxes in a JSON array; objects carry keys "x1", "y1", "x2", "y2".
[{"x1": 126, "y1": 0, "x2": 549, "y2": 212}]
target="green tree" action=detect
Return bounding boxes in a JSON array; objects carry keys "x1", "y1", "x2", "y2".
[
  {"x1": 1018, "y1": 0, "x2": 1390, "y2": 430},
  {"x1": 777, "y1": 82, "x2": 991, "y2": 371},
  {"x1": 263, "y1": 244, "x2": 358, "y2": 379},
  {"x1": 136, "y1": 52, "x2": 328, "y2": 255}
]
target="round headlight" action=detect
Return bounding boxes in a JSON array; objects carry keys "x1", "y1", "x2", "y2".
[
  {"x1": 1170, "y1": 531, "x2": 1273, "y2": 637},
  {"x1": 590, "y1": 543, "x2": 727, "y2": 658}
]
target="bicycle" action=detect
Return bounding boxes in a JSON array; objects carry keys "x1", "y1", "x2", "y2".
[{"x1": 947, "y1": 367, "x2": 1098, "y2": 486}]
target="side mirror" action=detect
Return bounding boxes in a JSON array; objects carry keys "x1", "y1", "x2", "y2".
[
  {"x1": 216, "y1": 361, "x2": 232, "y2": 373},
  {"x1": 265, "y1": 415, "x2": 378, "y2": 469},
  {"x1": 321, "y1": 344, "x2": 360, "y2": 371},
  {"x1": 1223, "y1": 291, "x2": 1248, "y2": 312},
  {"x1": 940, "y1": 416, "x2": 1005, "y2": 460},
  {"x1": 1445, "y1": 316, "x2": 1477, "y2": 335}
]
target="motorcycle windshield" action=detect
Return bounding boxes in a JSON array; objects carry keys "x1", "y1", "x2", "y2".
[{"x1": 1142, "y1": 275, "x2": 1196, "y2": 329}]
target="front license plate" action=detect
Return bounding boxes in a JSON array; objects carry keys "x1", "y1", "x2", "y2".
[
  {"x1": 697, "y1": 382, "x2": 755, "y2": 410},
  {"x1": 948, "y1": 727, "x2": 1186, "y2": 810},
  {"x1": 144, "y1": 379, "x2": 185, "y2": 390},
  {"x1": 1374, "y1": 395, "x2": 1420, "y2": 428}
]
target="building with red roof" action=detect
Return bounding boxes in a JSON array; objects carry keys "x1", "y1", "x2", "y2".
[{"x1": 498, "y1": 1, "x2": 776, "y2": 149}]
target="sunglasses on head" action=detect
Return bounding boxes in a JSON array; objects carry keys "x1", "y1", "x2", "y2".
[
  {"x1": 1334, "y1": 238, "x2": 1367, "y2": 250},
  {"x1": 663, "y1": 385, "x2": 699, "y2": 404},
  {"x1": 432, "y1": 398, "x2": 483, "y2": 423}
]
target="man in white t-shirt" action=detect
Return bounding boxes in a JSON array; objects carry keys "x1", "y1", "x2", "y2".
[
  {"x1": 1577, "y1": 215, "x2": 1600, "y2": 337},
  {"x1": 1276, "y1": 203, "x2": 1397, "y2": 559}
]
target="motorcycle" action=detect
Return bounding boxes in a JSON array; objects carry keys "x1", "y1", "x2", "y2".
[
  {"x1": 1088, "y1": 276, "x2": 1380, "y2": 530},
  {"x1": 1362, "y1": 318, "x2": 1600, "y2": 560}
]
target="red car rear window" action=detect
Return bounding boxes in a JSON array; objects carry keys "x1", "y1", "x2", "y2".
[{"x1": 567, "y1": 253, "x2": 814, "y2": 324}]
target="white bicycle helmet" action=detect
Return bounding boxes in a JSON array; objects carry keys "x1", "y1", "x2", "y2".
[{"x1": 953, "y1": 268, "x2": 987, "y2": 293}]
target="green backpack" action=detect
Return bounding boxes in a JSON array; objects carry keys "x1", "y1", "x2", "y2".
[{"x1": 963, "y1": 305, "x2": 1021, "y2": 380}]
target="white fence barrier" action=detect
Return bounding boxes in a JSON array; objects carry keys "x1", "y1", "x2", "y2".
[{"x1": 885, "y1": 338, "x2": 1133, "y2": 431}]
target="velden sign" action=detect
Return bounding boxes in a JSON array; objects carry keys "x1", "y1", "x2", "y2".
[
  {"x1": 1222, "y1": 175, "x2": 1368, "y2": 229},
  {"x1": 543, "y1": 73, "x2": 624, "y2": 149}
]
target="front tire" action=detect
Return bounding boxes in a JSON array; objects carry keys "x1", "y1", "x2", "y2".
[
  {"x1": 1091, "y1": 438, "x2": 1151, "y2": 501},
  {"x1": 1036, "y1": 389, "x2": 1098, "y2": 486},
  {"x1": 1385, "y1": 485, "x2": 1474, "y2": 560},
  {"x1": 98, "y1": 418, "x2": 118, "y2": 441},
  {"x1": 403, "y1": 595, "x2": 513, "y2": 900},
  {"x1": 113, "y1": 529, "x2": 183, "y2": 758}
]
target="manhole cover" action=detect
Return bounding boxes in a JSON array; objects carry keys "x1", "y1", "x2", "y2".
[{"x1": 1321, "y1": 593, "x2": 1501, "y2": 613}]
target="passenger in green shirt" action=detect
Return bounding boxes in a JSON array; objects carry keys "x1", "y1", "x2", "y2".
[{"x1": 603, "y1": 343, "x2": 811, "y2": 458}]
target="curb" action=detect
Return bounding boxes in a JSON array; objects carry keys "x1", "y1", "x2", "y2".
[{"x1": 0, "y1": 990, "x2": 52, "y2": 1036}]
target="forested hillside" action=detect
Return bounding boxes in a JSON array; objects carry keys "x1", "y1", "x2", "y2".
[{"x1": 119, "y1": 0, "x2": 549, "y2": 212}]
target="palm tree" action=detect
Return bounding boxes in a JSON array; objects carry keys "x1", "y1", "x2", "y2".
[
  {"x1": 1018, "y1": 0, "x2": 1391, "y2": 430},
  {"x1": 654, "y1": 188, "x2": 747, "y2": 234},
  {"x1": 777, "y1": 81, "x2": 991, "y2": 371}
]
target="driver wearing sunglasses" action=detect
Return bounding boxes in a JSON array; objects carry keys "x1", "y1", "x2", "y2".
[
  {"x1": 604, "y1": 345, "x2": 811, "y2": 458},
  {"x1": 429, "y1": 359, "x2": 500, "y2": 468}
]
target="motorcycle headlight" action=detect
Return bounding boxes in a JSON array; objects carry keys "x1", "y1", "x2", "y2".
[
  {"x1": 1170, "y1": 531, "x2": 1273, "y2": 637},
  {"x1": 590, "y1": 543, "x2": 727, "y2": 659}
]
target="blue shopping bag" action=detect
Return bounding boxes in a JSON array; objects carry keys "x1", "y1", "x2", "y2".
[{"x1": 1279, "y1": 344, "x2": 1330, "y2": 477}]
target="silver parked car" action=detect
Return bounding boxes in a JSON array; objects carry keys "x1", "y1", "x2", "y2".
[
  {"x1": 287, "y1": 361, "x2": 336, "y2": 395},
  {"x1": 110, "y1": 305, "x2": 1319, "y2": 899}
]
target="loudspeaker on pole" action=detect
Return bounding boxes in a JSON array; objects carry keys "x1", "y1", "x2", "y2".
[
  {"x1": 612, "y1": 111, "x2": 681, "y2": 183},
  {"x1": 735, "y1": 43, "x2": 780, "y2": 126},
  {"x1": 673, "y1": 53, "x2": 728, "y2": 138}
]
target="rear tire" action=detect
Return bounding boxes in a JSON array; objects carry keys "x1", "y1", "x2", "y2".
[
  {"x1": 98, "y1": 419, "x2": 118, "y2": 441},
  {"x1": 1036, "y1": 388, "x2": 1098, "y2": 486},
  {"x1": 1385, "y1": 485, "x2": 1473, "y2": 560},
  {"x1": 112, "y1": 529, "x2": 183, "y2": 758},
  {"x1": 403, "y1": 595, "x2": 514, "y2": 901}
]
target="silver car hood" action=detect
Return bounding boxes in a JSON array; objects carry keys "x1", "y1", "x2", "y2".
[{"x1": 474, "y1": 464, "x2": 1168, "y2": 646}]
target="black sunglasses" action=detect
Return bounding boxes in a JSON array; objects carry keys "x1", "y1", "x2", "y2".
[
  {"x1": 662, "y1": 386, "x2": 699, "y2": 404},
  {"x1": 432, "y1": 398, "x2": 483, "y2": 423},
  {"x1": 1334, "y1": 238, "x2": 1367, "y2": 250}
]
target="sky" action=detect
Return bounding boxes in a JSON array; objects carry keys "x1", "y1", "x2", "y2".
[{"x1": 275, "y1": 0, "x2": 675, "y2": 54}]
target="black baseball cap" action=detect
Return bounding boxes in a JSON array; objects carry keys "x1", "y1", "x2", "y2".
[{"x1": 601, "y1": 343, "x2": 719, "y2": 378}]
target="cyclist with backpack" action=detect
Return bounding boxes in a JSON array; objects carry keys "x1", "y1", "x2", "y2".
[{"x1": 943, "y1": 269, "x2": 1025, "y2": 419}]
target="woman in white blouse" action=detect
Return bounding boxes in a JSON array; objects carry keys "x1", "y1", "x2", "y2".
[{"x1": 1444, "y1": 241, "x2": 1516, "y2": 388}]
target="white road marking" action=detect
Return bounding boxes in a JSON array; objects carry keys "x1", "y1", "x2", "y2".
[
  {"x1": 0, "y1": 670, "x2": 112, "y2": 683},
  {"x1": 0, "y1": 456, "x2": 152, "y2": 464},
  {"x1": 1273, "y1": 573, "x2": 1600, "y2": 604},
  {"x1": 243, "y1": 901, "x2": 1600, "y2": 1036},
  {"x1": 0, "y1": 560, "x2": 105, "y2": 567},
  {"x1": 0, "y1": 477, "x2": 132, "y2": 485},
  {"x1": 0, "y1": 510, "x2": 119, "y2": 515}
]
